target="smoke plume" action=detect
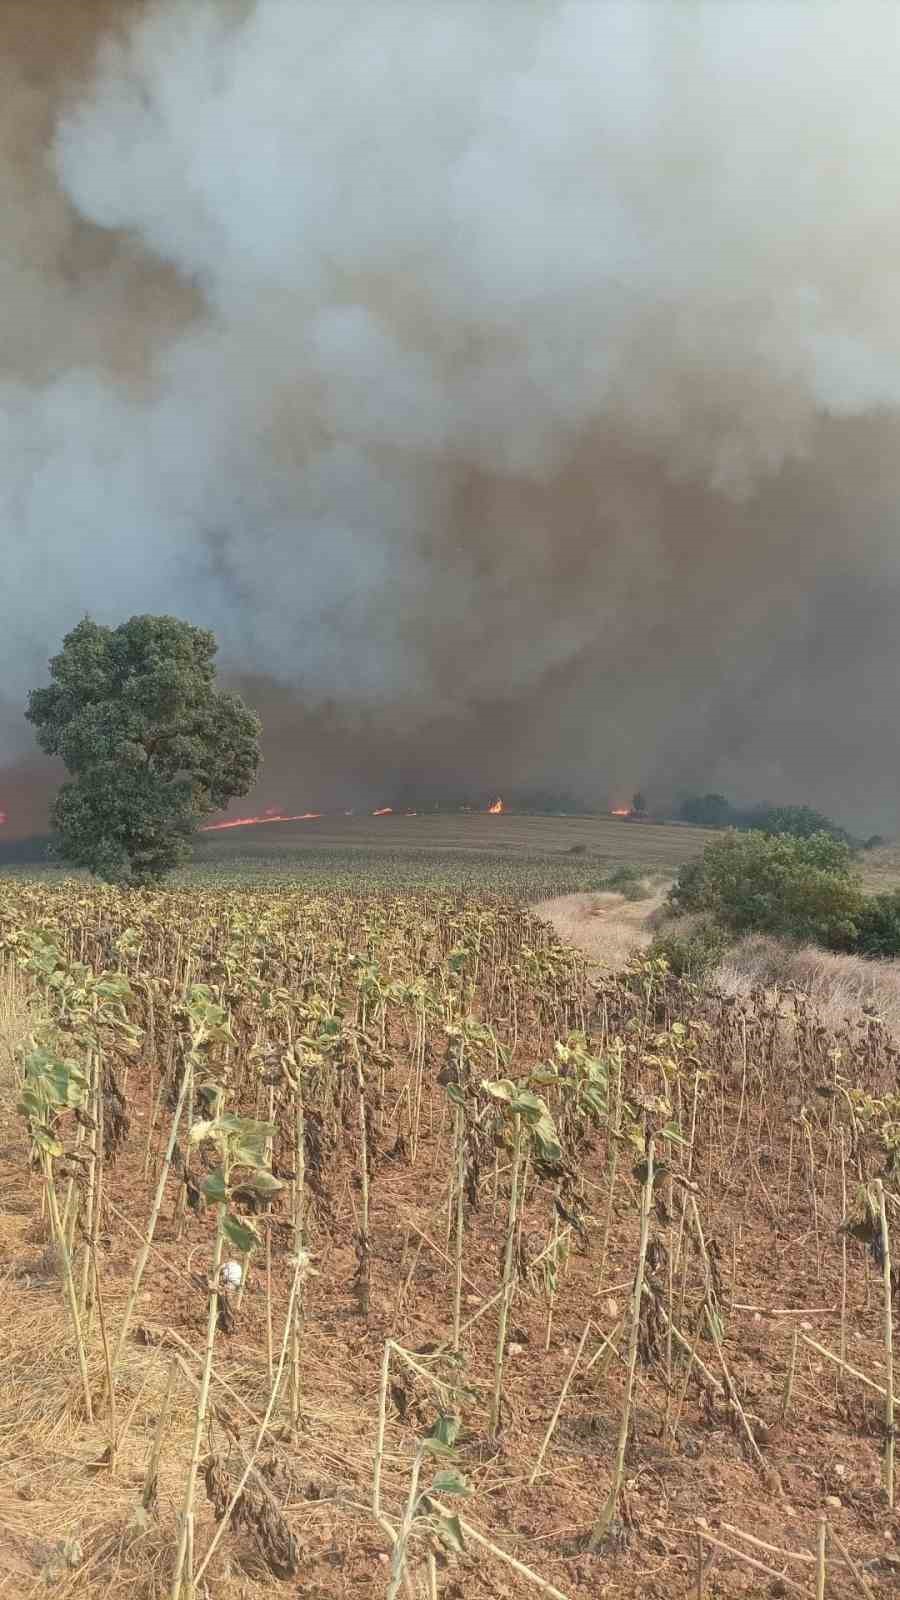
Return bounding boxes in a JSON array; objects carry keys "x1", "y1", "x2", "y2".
[{"x1": 4, "y1": 1, "x2": 900, "y2": 832}]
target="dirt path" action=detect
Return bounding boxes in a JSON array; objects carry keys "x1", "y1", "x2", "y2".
[{"x1": 531, "y1": 887, "x2": 664, "y2": 967}]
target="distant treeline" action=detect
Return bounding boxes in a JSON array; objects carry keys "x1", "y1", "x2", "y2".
[{"x1": 677, "y1": 794, "x2": 883, "y2": 850}]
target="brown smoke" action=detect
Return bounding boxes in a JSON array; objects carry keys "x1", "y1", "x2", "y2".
[{"x1": 4, "y1": 2, "x2": 900, "y2": 837}]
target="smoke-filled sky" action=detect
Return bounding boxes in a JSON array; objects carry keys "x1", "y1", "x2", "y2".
[{"x1": 4, "y1": 0, "x2": 900, "y2": 833}]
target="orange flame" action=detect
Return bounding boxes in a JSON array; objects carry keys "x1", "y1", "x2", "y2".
[
  {"x1": 201, "y1": 808, "x2": 322, "y2": 832},
  {"x1": 610, "y1": 807, "x2": 630, "y2": 817},
  {"x1": 487, "y1": 797, "x2": 505, "y2": 814},
  {"x1": 371, "y1": 806, "x2": 393, "y2": 816}
]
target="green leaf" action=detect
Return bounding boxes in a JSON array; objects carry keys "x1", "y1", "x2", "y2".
[
  {"x1": 508, "y1": 1088, "x2": 545, "y2": 1121},
  {"x1": 482, "y1": 1078, "x2": 515, "y2": 1103},
  {"x1": 201, "y1": 1169, "x2": 228, "y2": 1204},
  {"x1": 581, "y1": 1084, "x2": 607, "y2": 1117},
  {"x1": 32, "y1": 1126, "x2": 64, "y2": 1158},
  {"x1": 445, "y1": 1082, "x2": 466, "y2": 1107},
  {"x1": 431, "y1": 1470, "x2": 469, "y2": 1497},
  {"x1": 531, "y1": 1110, "x2": 562, "y2": 1166},
  {"x1": 240, "y1": 1170, "x2": 283, "y2": 1196},
  {"x1": 222, "y1": 1213, "x2": 260, "y2": 1253},
  {"x1": 216, "y1": 1115, "x2": 275, "y2": 1169},
  {"x1": 428, "y1": 1413, "x2": 460, "y2": 1449},
  {"x1": 432, "y1": 1512, "x2": 466, "y2": 1554},
  {"x1": 421, "y1": 1436, "x2": 456, "y2": 1458},
  {"x1": 95, "y1": 975, "x2": 132, "y2": 1000}
]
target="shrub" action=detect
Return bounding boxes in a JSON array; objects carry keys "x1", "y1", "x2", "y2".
[
  {"x1": 648, "y1": 918, "x2": 729, "y2": 979},
  {"x1": 679, "y1": 793, "x2": 732, "y2": 827},
  {"x1": 668, "y1": 829, "x2": 863, "y2": 949},
  {"x1": 602, "y1": 863, "x2": 649, "y2": 900},
  {"x1": 854, "y1": 891, "x2": 900, "y2": 958},
  {"x1": 741, "y1": 804, "x2": 852, "y2": 844}
]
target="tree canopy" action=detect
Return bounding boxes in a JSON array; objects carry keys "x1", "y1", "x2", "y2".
[{"x1": 27, "y1": 615, "x2": 261, "y2": 885}]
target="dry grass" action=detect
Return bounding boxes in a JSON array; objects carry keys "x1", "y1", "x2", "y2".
[
  {"x1": 536, "y1": 889, "x2": 900, "y2": 1037},
  {"x1": 531, "y1": 886, "x2": 665, "y2": 967},
  {"x1": 715, "y1": 933, "x2": 900, "y2": 1031},
  {"x1": 0, "y1": 1218, "x2": 376, "y2": 1597}
]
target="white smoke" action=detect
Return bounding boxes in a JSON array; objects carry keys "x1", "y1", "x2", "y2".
[{"x1": 5, "y1": 1, "x2": 900, "y2": 825}]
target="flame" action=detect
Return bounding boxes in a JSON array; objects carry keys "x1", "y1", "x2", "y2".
[
  {"x1": 199, "y1": 798, "x2": 516, "y2": 830},
  {"x1": 610, "y1": 807, "x2": 630, "y2": 817},
  {"x1": 201, "y1": 808, "x2": 322, "y2": 832}
]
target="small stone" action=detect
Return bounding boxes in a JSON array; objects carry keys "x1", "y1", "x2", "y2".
[
  {"x1": 825, "y1": 1495, "x2": 841, "y2": 1509},
  {"x1": 509, "y1": 1342, "x2": 524, "y2": 1356},
  {"x1": 783, "y1": 1505, "x2": 796, "y2": 1517},
  {"x1": 465, "y1": 1295, "x2": 480, "y2": 1306},
  {"x1": 834, "y1": 1464, "x2": 846, "y2": 1477},
  {"x1": 695, "y1": 1517, "x2": 709, "y2": 1530},
  {"x1": 800, "y1": 1320, "x2": 812, "y2": 1331},
  {"x1": 605, "y1": 1298, "x2": 619, "y2": 1318}
]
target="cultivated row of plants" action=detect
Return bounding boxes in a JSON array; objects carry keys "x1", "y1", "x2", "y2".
[{"x1": 2, "y1": 878, "x2": 898, "y2": 1597}]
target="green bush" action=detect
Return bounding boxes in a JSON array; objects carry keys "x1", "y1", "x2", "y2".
[
  {"x1": 742, "y1": 804, "x2": 852, "y2": 844},
  {"x1": 601, "y1": 863, "x2": 649, "y2": 900},
  {"x1": 679, "y1": 793, "x2": 732, "y2": 827},
  {"x1": 648, "y1": 919, "x2": 729, "y2": 979},
  {"x1": 854, "y1": 891, "x2": 900, "y2": 957},
  {"x1": 669, "y1": 829, "x2": 863, "y2": 949}
]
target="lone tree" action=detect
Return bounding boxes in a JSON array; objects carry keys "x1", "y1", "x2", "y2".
[{"x1": 27, "y1": 615, "x2": 261, "y2": 885}]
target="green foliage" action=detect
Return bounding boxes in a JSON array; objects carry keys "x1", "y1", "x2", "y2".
[
  {"x1": 27, "y1": 614, "x2": 261, "y2": 886},
  {"x1": 596, "y1": 863, "x2": 649, "y2": 901},
  {"x1": 190, "y1": 1112, "x2": 281, "y2": 1255},
  {"x1": 854, "y1": 890, "x2": 900, "y2": 958},
  {"x1": 678, "y1": 793, "x2": 853, "y2": 842},
  {"x1": 482, "y1": 1078, "x2": 562, "y2": 1166},
  {"x1": 744, "y1": 803, "x2": 852, "y2": 843},
  {"x1": 679, "y1": 793, "x2": 732, "y2": 827},
  {"x1": 647, "y1": 919, "x2": 730, "y2": 979},
  {"x1": 669, "y1": 829, "x2": 863, "y2": 948}
]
